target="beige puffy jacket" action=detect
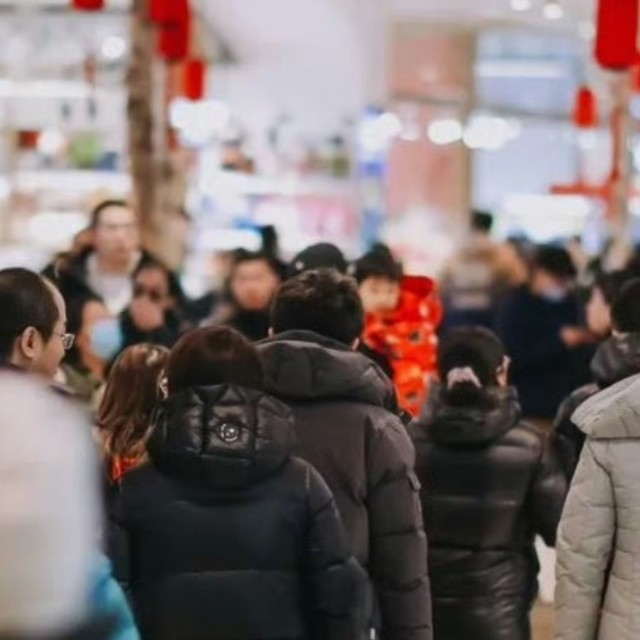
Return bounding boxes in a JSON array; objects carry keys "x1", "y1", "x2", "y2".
[{"x1": 555, "y1": 373, "x2": 640, "y2": 640}]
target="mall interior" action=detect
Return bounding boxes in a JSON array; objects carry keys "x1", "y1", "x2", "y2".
[{"x1": 0, "y1": 1, "x2": 638, "y2": 640}]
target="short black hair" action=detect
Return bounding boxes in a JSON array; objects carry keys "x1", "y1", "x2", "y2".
[
  {"x1": 471, "y1": 210, "x2": 494, "y2": 234},
  {"x1": 90, "y1": 199, "x2": 131, "y2": 229},
  {"x1": 271, "y1": 269, "x2": 364, "y2": 345},
  {"x1": 532, "y1": 245, "x2": 577, "y2": 280},
  {"x1": 232, "y1": 250, "x2": 282, "y2": 278},
  {"x1": 612, "y1": 278, "x2": 640, "y2": 333},
  {"x1": 167, "y1": 326, "x2": 264, "y2": 394},
  {"x1": 353, "y1": 245, "x2": 403, "y2": 285},
  {"x1": 0, "y1": 268, "x2": 59, "y2": 361}
]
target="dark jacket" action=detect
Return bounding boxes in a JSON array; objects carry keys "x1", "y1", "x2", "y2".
[
  {"x1": 497, "y1": 286, "x2": 592, "y2": 419},
  {"x1": 553, "y1": 332, "x2": 640, "y2": 478},
  {"x1": 258, "y1": 331, "x2": 432, "y2": 640},
  {"x1": 412, "y1": 386, "x2": 567, "y2": 640},
  {"x1": 108, "y1": 383, "x2": 365, "y2": 640},
  {"x1": 225, "y1": 308, "x2": 271, "y2": 342}
]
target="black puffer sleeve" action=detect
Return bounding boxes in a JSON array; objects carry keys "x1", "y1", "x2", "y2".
[
  {"x1": 367, "y1": 415, "x2": 433, "y2": 640},
  {"x1": 303, "y1": 462, "x2": 368, "y2": 640}
]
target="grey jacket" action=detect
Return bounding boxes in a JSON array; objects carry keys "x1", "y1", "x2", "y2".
[{"x1": 555, "y1": 373, "x2": 640, "y2": 640}]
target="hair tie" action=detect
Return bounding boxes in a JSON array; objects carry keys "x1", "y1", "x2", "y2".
[{"x1": 447, "y1": 367, "x2": 481, "y2": 389}]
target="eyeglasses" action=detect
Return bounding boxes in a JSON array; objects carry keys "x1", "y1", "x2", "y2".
[{"x1": 54, "y1": 332, "x2": 75, "y2": 351}]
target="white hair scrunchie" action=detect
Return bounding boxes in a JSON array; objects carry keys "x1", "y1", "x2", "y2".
[{"x1": 447, "y1": 367, "x2": 482, "y2": 389}]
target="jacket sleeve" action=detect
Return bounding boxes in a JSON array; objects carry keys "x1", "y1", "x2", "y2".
[
  {"x1": 92, "y1": 555, "x2": 140, "y2": 640},
  {"x1": 551, "y1": 393, "x2": 588, "y2": 480},
  {"x1": 106, "y1": 490, "x2": 131, "y2": 596},
  {"x1": 367, "y1": 416, "x2": 432, "y2": 640},
  {"x1": 527, "y1": 431, "x2": 568, "y2": 546},
  {"x1": 303, "y1": 464, "x2": 368, "y2": 640},
  {"x1": 554, "y1": 441, "x2": 615, "y2": 640}
]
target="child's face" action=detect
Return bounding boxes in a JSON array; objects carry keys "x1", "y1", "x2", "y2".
[{"x1": 360, "y1": 277, "x2": 401, "y2": 314}]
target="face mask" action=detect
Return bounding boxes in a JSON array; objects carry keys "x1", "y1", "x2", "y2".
[
  {"x1": 90, "y1": 318, "x2": 124, "y2": 362},
  {"x1": 540, "y1": 286, "x2": 567, "y2": 303}
]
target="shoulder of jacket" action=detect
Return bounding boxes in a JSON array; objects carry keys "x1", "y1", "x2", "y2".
[{"x1": 500, "y1": 421, "x2": 546, "y2": 454}]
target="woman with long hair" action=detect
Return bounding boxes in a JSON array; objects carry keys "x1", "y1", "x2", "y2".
[
  {"x1": 108, "y1": 326, "x2": 365, "y2": 640},
  {"x1": 97, "y1": 344, "x2": 169, "y2": 483},
  {"x1": 411, "y1": 327, "x2": 566, "y2": 640}
]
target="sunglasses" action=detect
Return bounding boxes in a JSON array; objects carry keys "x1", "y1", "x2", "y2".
[{"x1": 134, "y1": 286, "x2": 164, "y2": 304}]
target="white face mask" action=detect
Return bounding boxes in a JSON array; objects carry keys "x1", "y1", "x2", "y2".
[
  {"x1": 539, "y1": 285, "x2": 567, "y2": 303},
  {"x1": 89, "y1": 318, "x2": 124, "y2": 361}
]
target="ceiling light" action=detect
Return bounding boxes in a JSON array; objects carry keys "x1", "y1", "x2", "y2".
[
  {"x1": 427, "y1": 119, "x2": 463, "y2": 146},
  {"x1": 101, "y1": 35, "x2": 127, "y2": 61},
  {"x1": 511, "y1": 0, "x2": 532, "y2": 12},
  {"x1": 463, "y1": 115, "x2": 521, "y2": 151},
  {"x1": 543, "y1": 0, "x2": 564, "y2": 20}
]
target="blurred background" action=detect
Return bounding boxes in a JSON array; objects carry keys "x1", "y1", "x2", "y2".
[{"x1": 0, "y1": 0, "x2": 629, "y2": 297}]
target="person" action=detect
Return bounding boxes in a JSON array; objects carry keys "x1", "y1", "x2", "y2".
[
  {"x1": 497, "y1": 245, "x2": 594, "y2": 422},
  {"x1": 258, "y1": 269, "x2": 432, "y2": 640},
  {"x1": 411, "y1": 328, "x2": 566, "y2": 640},
  {"x1": 119, "y1": 260, "x2": 186, "y2": 351},
  {"x1": 354, "y1": 246, "x2": 442, "y2": 416},
  {"x1": 288, "y1": 243, "x2": 394, "y2": 379},
  {"x1": 218, "y1": 250, "x2": 282, "y2": 341},
  {"x1": 554, "y1": 372, "x2": 640, "y2": 640},
  {"x1": 0, "y1": 267, "x2": 73, "y2": 379},
  {"x1": 552, "y1": 272, "x2": 637, "y2": 478},
  {"x1": 108, "y1": 326, "x2": 366, "y2": 640},
  {"x1": 58, "y1": 294, "x2": 113, "y2": 407},
  {"x1": 97, "y1": 344, "x2": 169, "y2": 485},
  {"x1": 45, "y1": 200, "x2": 160, "y2": 315},
  {"x1": 440, "y1": 210, "x2": 527, "y2": 330}
]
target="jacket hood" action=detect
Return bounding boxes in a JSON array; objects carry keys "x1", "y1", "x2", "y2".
[
  {"x1": 590, "y1": 333, "x2": 640, "y2": 388},
  {"x1": 148, "y1": 384, "x2": 295, "y2": 489},
  {"x1": 258, "y1": 330, "x2": 397, "y2": 410},
  {"x1": 420, "y1": 384, "x2": 521, "y2": 446},
  {"x1": 572, "y1": 372, "x2": 640, "y2": 440}
]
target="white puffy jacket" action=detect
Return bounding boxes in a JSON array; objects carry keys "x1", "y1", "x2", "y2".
[{"x1": 555, "y1": 373, "x2": 640, "y2": 640}]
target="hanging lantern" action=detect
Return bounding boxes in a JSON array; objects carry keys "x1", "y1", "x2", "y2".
[
  {"x1": 595, "y1": 0, "x2": 639, "y2": 70},
  {"x1": 149, "y1": 0, "x2": 190, "y2": 24},
  {"x1": 157, "y1": 19, "x2": 191, "y2": 61},
  {"x1": 182, "y1": 59, "x2": 207, "y2": 100},
  {"x1": 71, "y1": 0, "x2": 104, "y2": 9},
  {"x1": 573, "y1": 86, "x2": 598, "y2": 128}
]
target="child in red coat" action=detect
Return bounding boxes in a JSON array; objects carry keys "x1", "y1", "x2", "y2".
[{"x1": 355, "y1": 247, "x2": 442, "y2": 416}]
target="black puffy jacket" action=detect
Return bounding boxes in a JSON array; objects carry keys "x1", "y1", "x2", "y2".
[
  {"x1": 258, "y1": 331, "x2": 432, "y2": 640},
  {"x1": 411, "y1": 387, "x2": 567, "y2": 640},
  {"x1": 108, "y1": 384, "x2": 366, "y2": 640},
  {"x1": 553, "y1": 332, "x2": 640, "y2": 478}
]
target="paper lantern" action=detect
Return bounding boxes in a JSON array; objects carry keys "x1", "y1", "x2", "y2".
[
  {"x1": 71, "y1": 0, "x2": 104, "y2": 9},
  {"x1": 157, "y1": 19, "x2": 191, "y2": 61},
  {"x1": 183, "y1": 59, "x2": 207, "y2": 100},
  {"x1": 149, "y1": 0, "x2": 190, "y2": 24},
  {"x1": 595, "y1": 0, "x2": 639, "y2": 70},
  {"x1": 573, "y1": 86, "x2": 598, "y2": 128}
]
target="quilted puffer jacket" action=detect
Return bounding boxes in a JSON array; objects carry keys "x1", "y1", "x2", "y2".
[
  {"x1": 555, "y1": 372, "x2": 640, "y2": 640},
  {"x1": 108, "y1": 384, "x2": 366, "y2": 640}
]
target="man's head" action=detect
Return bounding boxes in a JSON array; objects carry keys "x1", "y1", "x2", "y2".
[
  {"x1": 611, "y1": 278, "x2": 640, "y2": 334},
  {"x1": 0, "y1": 269, "x2": 69, "y2": 379},
  {"x1": 133, "y1": 260, "x2": 183, "y2": 313},
  {"x1": 270, "y1": 268, "x2": 364, "y2": 346},
  {"x1": 353, "y1": 246, "x2": 403, "y2": 314},
  {"x1": 89, "y1": 199, "x2": 140, "y2": 268},
  {"x1": 230, "y1": 251, "x2": 281, "y2": 313},
  {"x1": 471, "y1": 210, "x2": 494, "y2": 236},
  {"x1": 289, "y1": 243, "x2": 347, "y2": 278},
  {"x1": 530, "y1": 245, "x2": 577, "y2": 302}
]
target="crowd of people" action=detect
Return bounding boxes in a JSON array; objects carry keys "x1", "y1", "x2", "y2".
[{"x1": 3, "y1": 199, "x2": 640, "y2": 639}]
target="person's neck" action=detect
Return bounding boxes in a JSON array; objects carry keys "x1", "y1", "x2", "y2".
[{"x1": 95, "y1": 252, "x2": 135, "y2": 275}]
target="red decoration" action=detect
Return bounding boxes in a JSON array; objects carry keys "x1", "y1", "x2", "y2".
[
  {"x1": 149, "y1": 0, "x2": 190, "y2": 24},
  {"x1": 71, "y1": 0, "x2": 104, "y2": 9},
  {"x1": 573, "y1": 86, "x2": 598, "y2": 128},
  {"x1": 17, "y1": 131, "x2": 40, "y2": 150},
  {"x1": 182, "y1": 59, "x2": 207, "y2": 100},
  {"x1": 157, "y1": 18, "x2": 191, "y2": 61},
  {"x1": 595, "y1": 0, "x2": 639, "y2": 70}
]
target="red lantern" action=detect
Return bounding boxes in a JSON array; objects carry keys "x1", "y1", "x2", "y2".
[
  {"x1": 595, "y1": 0, "x2": 639, "y2": 70},
  {"x1": 71, "y1": 0, "x2": 104, "y2": 9},
  {"x1": 183, "y1": 59, "x2": 207, "y2": 100},
  {"x1": 158, "y1": 19, "x2": 191, "y2": 61},
  {"x1": 573, "y1": 86, "x2": 598, "y2": 129},
  {"x1": 149, "y1": 0, "x2": 190, "y2": 24}
]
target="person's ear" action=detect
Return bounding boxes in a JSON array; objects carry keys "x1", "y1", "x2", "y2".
[
  {"x1": 351, "y1": 338, "x2": 360, "y2": 351},
  {"x1": 19, "y1": 327, "x2": 40, "y2": 361}
]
